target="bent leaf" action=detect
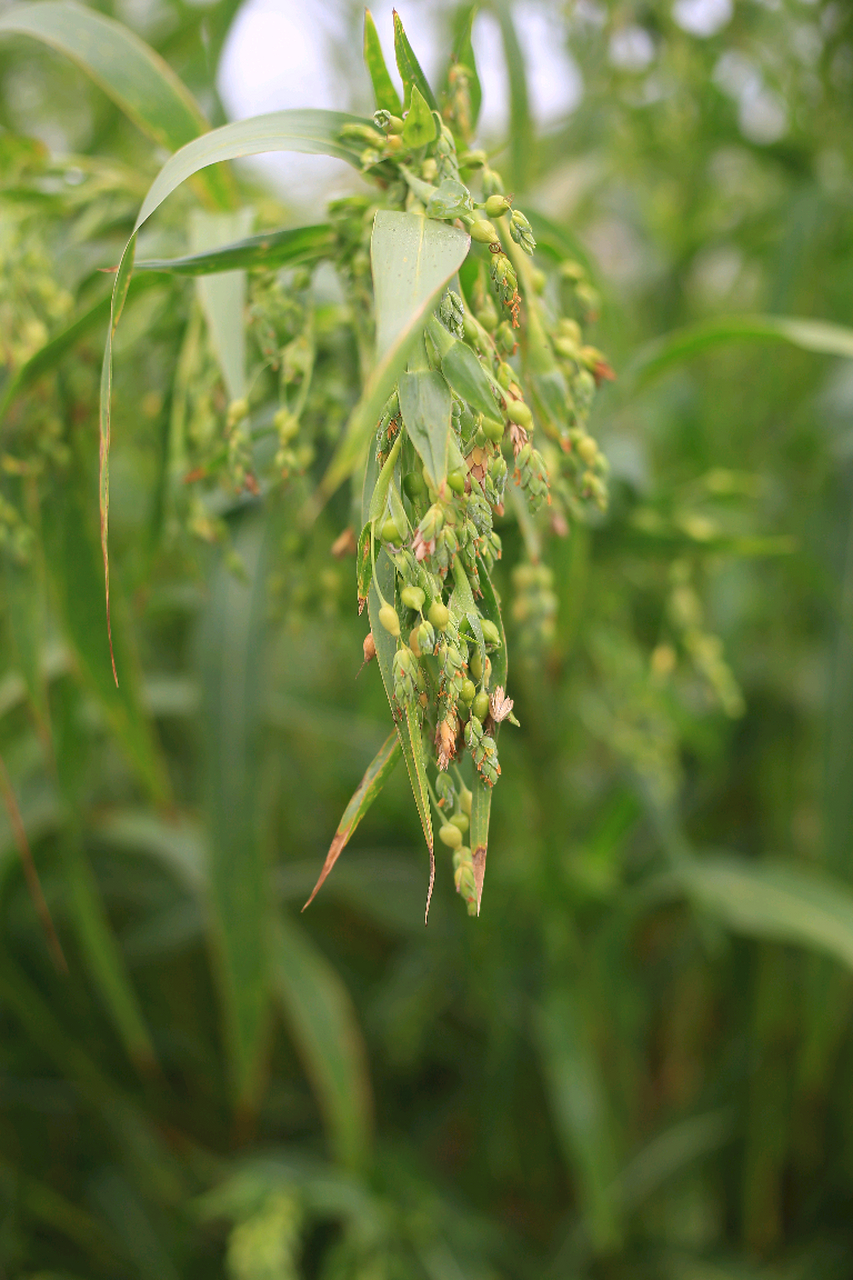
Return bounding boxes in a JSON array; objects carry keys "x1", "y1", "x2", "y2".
[
  {"x1": 364, "y1": 8, "x2": 402, "y2": 116},
  {"x1": 0, "y1": 0, "x2": 231, "y2": 209},
  {"x1": 100, "y1": 108, "x2": 371, "y2": 678},
  {"x1": 303, "y1": 729, "x2": 401, "y2": 911}
]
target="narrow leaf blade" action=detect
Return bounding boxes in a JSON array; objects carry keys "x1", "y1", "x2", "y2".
[
  {"x1": 304, "y1": 729, "x2": 401, "y2": 910},
  {"x1": 135, "y1": 223, "x2": 334, "y2": 277},
  {"x1": 393, "y1": 9, "x2": 438, "y2": 111},
  {"x1": 189, "y1": 208, "x2": 254, "y2": 402},
  {"x1": 364, "y1": 8, "x2": 402, "y2": 115},
  {"x1": 274, "y1": 916, "x2": 373, "y2": 1172}
]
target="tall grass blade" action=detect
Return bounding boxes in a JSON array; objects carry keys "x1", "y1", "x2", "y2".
[
  {"x1": 273, "y1": 915, "x2": 373, "y2": 1172},
  {"x1": 199, "y1": 514, "x2": 272, "y2": 1111},
  {"x1": 189, "y1": 208, "x2": 254, "y2": 402},
  {"x1": 364, "y1": 8, "x2": 403, "y2": 115}
]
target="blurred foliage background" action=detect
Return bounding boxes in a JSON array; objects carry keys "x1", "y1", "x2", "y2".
[{"x1": 3, "y1": 0, "x2": 853, "y2": 1276}]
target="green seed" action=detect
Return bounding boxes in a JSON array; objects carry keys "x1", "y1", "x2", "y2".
[
  {"x1": 505, "y1": 398, "x2": 533, "y2": 428},
  {"x1": 450, "y1": 812, "x2": 469, "y2": 834},
  {"x1": 459, "y1": 787, "x2": 473, "y2": 816},
  {"x1": 480, "y1": 619, "x2": 501, "y2": 646},
  {"x1": 403, "y1": 470, "x2": 427, "y2": 499},
  {"x1": 482, "y1": 416, "x2": 505, "y2": 443},
  {"x1": 381, "y1": 517, "x2": 405, "y2": 543},
  {"x1": 485, "y1": 193, "x2": 511, "y2": 218},
  {"x1": 447, "y1": 469, "x2": 466, "y2": 494},
  {"x1": 400, "y1": 585, "x2": 425, "y2": 611},
  {"x1": 428, "y1": 600, "x2": 450, "y2": 631},
  {"x1": 378, "y1": 604, "x2": 401, "y2": 637},
  {"x1": 439, "y1": 823, "x2": 463, "y2": 849},
  {"x1": 469, "y1": 650, "x2": 483, "y2": 681},
  {"x1": 470, "y1": 218, "x2": 499, "y2": 244},
  {"x1": 460, "y1": 679, "x2": 476, "y2": 704},
  {"x1": 473, "y1": 691, "x2": 490, "y2": 721}
]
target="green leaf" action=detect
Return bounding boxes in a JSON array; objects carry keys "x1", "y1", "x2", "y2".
[
  {"x1": 427, "y1": 315, "x2": 501, "y2": 418},
  {"x1": 425, "y1": 178, "x2": 473, "y2": 219},
  {"x1": 393, "y1": 9, "x2": 438, "y2": 111},
  {"x1": 535, "y1": 987, "x2": 622, "y2": 1253},
  {"x1": 625, "y1": 314, "x2": 853, "y2": 392},
  {"x1": 319, "y1": 211, "x2": 469, "y2": 498},
  {"x1": 398, "y1": 369, "x2": 459, "y2": 492},
  {"x1": 303, "y1": 729, "x2": 401, "y2": 911},
  {"x1": 661, "y1": 855, "x2": 853, "y2": 972},
  {"x1": 449, "y1": 6, "x2": 483, "y2": 135},
  {"x1": 367, "y1": 549, "x2": 434, "y2": 915},
  {"x1": 0, "y1": 0, "x2": 232, "y2": 209},
  {"x1": 356, "y1": 522, "x2": 373, "y2": 604},
  {"x1": 199, "y1": 514, "x2": 273, "y2": 1110},
  {"x1": 60, "y1": 836, "x2": 157, "y2": 1070},
  {"x1": 273, "y1": 916, "x2": 374, "y2": 1172},
  {"x1": 189, "y1": 208, "x2": 254, "y2": 402},
  {"x1": 134, "y1": 223, "x2": 334, "y2": 277},
  {"x1": 100, "y1": 108, "x2": 371, "y2": 677},
  {"x1": 40, "y1": 453, "x2": 170, "y2": 804},
  {"x1": 363, "y1": 8, "x2": 402, "y2": 116},
  {"x1": 401, "y1": 84, "x2": 437, "y2": 149},
  {"x1": 367, "y1": 429, "x2": 404, "y2": 524}
]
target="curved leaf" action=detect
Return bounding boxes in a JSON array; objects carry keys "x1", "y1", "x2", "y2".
[
  {"x1": 449, "y1": 6, "x2": 482, "y2": 136},
  {"x1": 0, "y1": 0, "x2": 232, "y2": 208},
  {"x1": 100, "y1": 108, "x2": 371, "y2": 678}
]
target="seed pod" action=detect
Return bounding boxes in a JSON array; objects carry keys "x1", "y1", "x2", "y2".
[
  {"x1": 393, "y1": 646, "x2": 419, "y2": 705},
  {"x1": 379, "y1": 604, "x2": 401, "y2": 637},
  {"x1": 482, "y1": 416, "x2": 505, "y2": 443},
  {"x1": 447, "y1": 468, "x2": 466, "y2": 495},
  {"x1": 403, "y1": 470, "x2": 427, "y2": 499},
  {"x1": 459, "y1": 786, "x2": 473, "y2": 816},
  {"x1": 450, "y1": 811, "x2": 469, "y2": 834},
  {"x1": 460, "y1": 678, "x2": 476, "y2": 704},
  {"x1": 363, "y1": 632, "x2": 377, "y2": 664},
  {"x1": 400, "y1": 584, "x2": 425, "y2": 611}
]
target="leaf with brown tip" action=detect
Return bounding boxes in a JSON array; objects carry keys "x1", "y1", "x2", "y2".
[{"x1": 304, "y1": 729, "x2": 401, "y2": 910}]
